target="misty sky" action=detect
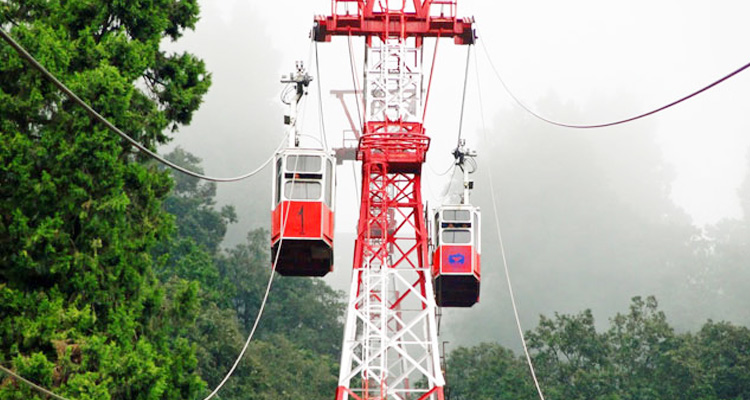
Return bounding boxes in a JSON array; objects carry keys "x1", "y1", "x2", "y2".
[
  {"x1": 166, "y1": 0, "x2": 750, "y2": 227},
  {"x1": 161, "y1": 0, "x2": 750, "y2": 349}
]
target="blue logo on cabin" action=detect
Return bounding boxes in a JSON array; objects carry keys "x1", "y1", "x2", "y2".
[{"x1": 448, "y1": 254, "x2": 465, "y2": 265}]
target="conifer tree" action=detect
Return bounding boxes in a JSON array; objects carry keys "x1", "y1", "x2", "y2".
[{"x1": 0, "y1": 1, "x2": 210, "y2": 398}]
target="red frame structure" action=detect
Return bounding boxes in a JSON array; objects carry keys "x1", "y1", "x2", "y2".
[
  {"x1": 315, "y1": 1, "x2": 473, "y2": 399},
  {"x1": 314, "y1": 0, "x2": 475, "y2": 44}
]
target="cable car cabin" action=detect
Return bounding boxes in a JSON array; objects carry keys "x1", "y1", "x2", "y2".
[
  {"x1": 432, "y1": 205, "x2": 481, "y2": 307},
  {"x1": 271, "y1": 149, "x2": 335, "y2": 276}
]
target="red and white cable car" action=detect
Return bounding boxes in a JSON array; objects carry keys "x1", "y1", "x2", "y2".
[
  {"x1": 270, "y1": 63, "x2": 336, "y2": 276},
  {"x1": 271, "y1": 148, "x2": 335, "y2": 276},
  {"x1": 432, "y1": 204, "x2": 481, "y2": 307},
  {"x1": 432, "y1": 142, "x2": 481, "y2": 307}
]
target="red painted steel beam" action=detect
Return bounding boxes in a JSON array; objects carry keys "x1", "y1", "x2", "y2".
[{"x1": 313, "y1": 15, "x2": 474, "y2": 44}]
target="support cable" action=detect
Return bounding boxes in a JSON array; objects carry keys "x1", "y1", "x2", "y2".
[
  {"x1": 456, "y1": 45, "x2": 472, "y2": 145},
  {"x1": 479, "y1": 38, "x2": 750, "y2": 129},
  {"x1": 474, "y1": 46, "x2": 547, "y2": 400},
  {"x1": 0, "y1": 27, "x2": 275, "y2": 183},
  {"x1": 0, "y1": 364, "x2": 69, "y2": 400},
  {"x1": 202, "y1": 153, "x2": 302, "y2": 400},
  {"x1": 314, "y1": 41, "x2": 330, "y2": 151},
  {"x1": 422, "y1": 35, "x2": 441, "y2": 121},
  {"x1": 347, "y1": 34, "x2": 364, "y2": 130}
]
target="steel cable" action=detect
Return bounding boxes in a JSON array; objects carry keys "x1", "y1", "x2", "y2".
[
  {"x1": 0, "y1": 364, "x2": 70, "y2": 400},
  {"x1": 0, "y1": 27, "x2": 276, "y2": 182},
  {"x1": 315, "y1": 41, "x2": 330, "y2": 152},
  {"x1": 456, "y1": 45, "x2": 472, "y2": 145},
  {"x1": 347, "y1": 34, "x2": 364, "y2": 130},
  {"x1": 479, "y1": 37, "x2": 750, "y2": 129},
  {"x1": 474, "y1": 46, "x2": 547, "y2": 400}
]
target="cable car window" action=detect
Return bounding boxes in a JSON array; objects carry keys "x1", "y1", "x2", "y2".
[
  {"x1": 442, "y1": 229, "x2": 471, "y2": 244},
  {"x1": 285, "y1": 181, "x2": 322, "y2": 200},
  {"x1": 325, "y1": 159, "x2": 333, "y2": 207},
  {"x1": 286, "y1": 155, "x2": 322, "y2": 173},
  {"x1": 275, "y1": 158, "x2": 283, "y2": 205},
  {"x1": 443, "y1": 210, "x2": 471, "y2": 222}
]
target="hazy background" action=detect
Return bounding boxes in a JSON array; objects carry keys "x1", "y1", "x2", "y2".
[{"x1": 161, "y1": 0, "x2": 750, "y2": 351}]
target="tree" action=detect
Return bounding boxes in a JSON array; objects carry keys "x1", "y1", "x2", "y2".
[
  {"x1": 696, "y1": 153, "x2": 750, "y2": 326},
  {"x1": 692, "y1": 321, "x2": 750, "y2": 399},
  {"x1": 445, "y1": 343, "x2": 536, "y2": 400},
  {"x1": 217, "y1": 229, "x2": 345, "y2": 360},
  {"x1": 0, "y1": 1, "x2": 210, "y2": 398},
  {"x1": 526, "y1": 308, "x2": 615, "y2": 399},
  {"x1": 607, "y1": 296, "x2": 676, "y2": 399},
  {"x1": 447, "y1": 297, "x2": 750, "y2": 399}
]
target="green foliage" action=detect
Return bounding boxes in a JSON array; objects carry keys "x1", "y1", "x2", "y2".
[
  {"x1": 448, "y1": 297, "x2": 750, "y2": 400},
  {"x1": 216, "y1": 230, "x2": 344, "y2": 358},
  {"x1": 1, "y1": 0, "x2": 209, "y2": 398},
  {"x1": 445, "y1": 343, "x2": 536, "y2": 400}
]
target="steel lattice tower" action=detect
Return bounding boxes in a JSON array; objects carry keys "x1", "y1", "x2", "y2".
[{"x1": 314, "y1": 2, "x2": 474, "y2": 399}]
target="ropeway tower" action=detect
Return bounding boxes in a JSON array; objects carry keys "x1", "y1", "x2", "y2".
[{"x1": 312, "y1": 2, "x2": 474, "y2": 399}]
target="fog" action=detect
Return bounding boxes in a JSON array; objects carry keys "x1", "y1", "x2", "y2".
[{"x1": 162, "y1": 1, "x2": 750, "y2": 350}]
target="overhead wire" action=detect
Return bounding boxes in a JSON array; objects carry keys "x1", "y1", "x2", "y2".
[
  {"x1": 424, "y1": 159, "x2": 457, "y2": 204},
  {"x1": 428, "y1": 161, "x2": 457, "y2": 177},
  {"x1": 422, "y1": 35, "x2": 441, "y2": 121},
  {"x1": 297, "y1": 41, "x2": 315, "y2": 147},
  {"x1": 456, "y1": 45, "x2": 473, "y2": 146},
  {"x1": 347, "y1": 34, "x2": 364, "y2": 130},
  {"x1": 346, "y1": 34, "x2": 363, "y2": 205},
  {"x1": 0, "y1": 27, "x2": 275, "y2": 183},
  {"x1": 315, "y1": 41, "x2": 330, "y2": 151},
  {"x1": 479, "y1": 38, "x2": 750, "y2": 129},
  {"x1": 0, "y1": 364, "x2": 70, "y2": 400},
  {"x1": 474, "y1": 40, "x2": 547, "y2": 400},
  {"x1": 202, "y1": 152, "x2": 303, "y2": 400}
]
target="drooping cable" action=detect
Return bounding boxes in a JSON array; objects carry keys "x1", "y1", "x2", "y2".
[
  {"x1": 456, "y1": 45, "x2": 473, "y2": 145},
  {"x1": 202, "y1": 154, "x2": 303, "y2": 400},
  {"x1": 428, "y1": 161, "x2": 457, "y2": 177},
  {"x1": 202, "y1": 251, "x2": 277, "y2": 400},
  {"x1": 474, "y1": 47, "x2": 547, "y2": 400},
  {"x1": 0, "y1": 27, "x2": 273, "y2": 183},
  {"x1": 480, "y1": 38, "x2": 750, "y2": 129},
  {"x1": 347, "y1": 34, "x2": 364, "y2": 130},
  {"x1": 314, "y1": 41, "x2": 330, "y2": 152},
  {"x1": 0, "y1": 364, "x2": 70, "y2": 400},
  {"x1": 422, "y1": 35, "x2": 441, "y2": 122},
  {"x1": 427, "y1": 164, "x2": 457, "y2": 203}
]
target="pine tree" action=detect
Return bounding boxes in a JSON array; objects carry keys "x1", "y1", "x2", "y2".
[{"x1": 0, "y1": 1, "x2": 210, "y2": 398}]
